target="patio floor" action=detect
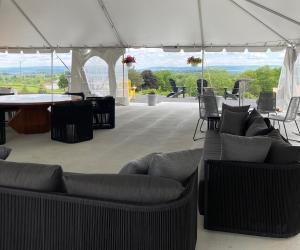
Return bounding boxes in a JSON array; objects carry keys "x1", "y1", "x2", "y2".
[{"x1": 4, "y1": 101, "x2": 300, "y2": 250}]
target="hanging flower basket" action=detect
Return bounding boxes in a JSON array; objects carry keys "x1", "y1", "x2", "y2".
[
  {"x1": 187, "y1": 56, "x2": 202, "y2": 67},
  {"x1": 122, "y1": 55, "x2": 136, "y2": 67}
]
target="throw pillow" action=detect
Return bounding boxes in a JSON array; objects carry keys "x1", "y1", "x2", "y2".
[
  {"x1": 245, "y1": 117, "x2": 269, "y2": 136},
  {"x1": 221, "y1": 133, "x2": 272, "y2": 163},
  {"x1": 220, "y1": 109, "x2": 248, "y2": 135},
  {"x1": 222, "y1": 103, "x2": 250, "y2": 113},
  {"x1": 148, "y1": 148, "x2": 202, "y2": 182},
  {"x1": 63, "y1": 173, "x2": 184, "y2": 204},
  {"x1": 0, "y1": 160, "x2": 63, "y2": 192},
  {"x1": 119, "y1": 153, "x2": 158, "y2": 175},
  {"x1": 265, "y1": 129, "x2": 300, "y2": 164},
  {"x1": 245, "y1": 108, "x2": 263, "y2": 130}
]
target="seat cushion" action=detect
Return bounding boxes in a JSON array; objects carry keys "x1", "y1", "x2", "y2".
[
  {"x1": 221, "y1": 133, "x2": 272, "y2": 163},
  {"x1": 220, "y1": 109, "x2": 248, "y2": 135},
  {"x1": 148, "y1": 148, "x2": 202, "y2": 182},
  {"x1": 0, "y1": 160, "x2": 63, "y2": 192},
  {"x1": 265, "y1": 130, "x2": 300, "y2": 164},
  {"x1": 63, "y1": 173, "x2": 184, "y2": 204}
]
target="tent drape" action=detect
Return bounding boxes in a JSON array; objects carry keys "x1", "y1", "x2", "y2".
[{"x1": 277, "y1": 47, "x2": 300, "y2": 111}]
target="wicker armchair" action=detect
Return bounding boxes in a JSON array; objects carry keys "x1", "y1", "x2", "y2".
[{"x1": 204, "y1": 160, "x2": 300, "y2": 237}]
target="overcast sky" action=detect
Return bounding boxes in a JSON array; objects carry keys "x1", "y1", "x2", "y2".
[{"x1": 0, "y1": 48, "x2": 285, "y2": 69}]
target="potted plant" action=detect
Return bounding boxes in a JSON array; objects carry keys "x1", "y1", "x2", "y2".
[
  {"x1": 145, "y1": 89, "x2": 157, "y2": 106},
  {"x1": 122, "y1": 55, "x2": 136, "y2": 67},
  {"x1": 187, "y1": 56, "x2": 202, "y2": 67}
]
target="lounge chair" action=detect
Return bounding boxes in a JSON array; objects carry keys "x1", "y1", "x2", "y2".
[
  {"x1": 166, "y1": 79, "x2": 186, "y2": 98},
  {"x1": 269, "y1": 97, "x2": 300, "y2": 141},
  {"x1": 224, "y1": 80, "x2": 239, "y2": 100}
]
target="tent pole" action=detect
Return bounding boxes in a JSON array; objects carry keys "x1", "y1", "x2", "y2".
[
  {"x1": 229, "y1": 0, "x2": 291, "y2": 45},
  {"x1": 122, "y1": 54, "x2": 125, "y2": 97},
  {"x1": 51, "y1": 49, "x2": 54, "y2": 102},
  {"x1": 201, "y1": 48, "x2": 205, "y2": 94},
  {"x1": 246, "y1": 0, "x2": 300, "y2": 27}
]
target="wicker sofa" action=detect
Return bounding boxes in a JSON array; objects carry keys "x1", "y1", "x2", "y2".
[
  {"x1": 0, "y1": 162, "x2": 198, "y2": 250},
  {"x1": 199, "y1": 130, "x2": 300, "y2": 238}
]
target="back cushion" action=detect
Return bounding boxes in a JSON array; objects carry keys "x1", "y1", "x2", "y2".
[
  {"x1": 63, "y1": 173, "x2": 184, "y2": 204},
  {"x1": 0, "y1": 160, "x2": 63, "y2": 192},
  {"x1": 220, "y1": 109, "x2": 248, "y2": 135},
  {"x1": 148, "y1": 148, "x2": 202, "y2": 182}
]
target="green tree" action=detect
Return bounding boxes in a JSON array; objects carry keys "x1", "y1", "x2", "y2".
[
  {"x1": 58, "y1": 74, "x2": 69, "y2": 90},
  {"x1": 38, "y1": 83, "x2": 47, "y2": 94},
  {"x1": 128, "y1": 68, "x2": 143, "y2": 87}
]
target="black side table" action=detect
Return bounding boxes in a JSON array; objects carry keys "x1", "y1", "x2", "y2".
[{"x1": 207, "y1": 116, "x2": 220, "y2": 131}]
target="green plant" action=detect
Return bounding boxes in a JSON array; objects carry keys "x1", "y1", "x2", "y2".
[
  {"x1": 58, "y1": 74, "x2": 69, "y2": 90},
  {"x1": 143, "y1": 89, "x2": 157, "y2": 95}
]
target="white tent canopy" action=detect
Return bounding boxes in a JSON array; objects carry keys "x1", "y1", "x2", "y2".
[{"x1": 0, "y1": 0, "x2": 299, "y2": 51}]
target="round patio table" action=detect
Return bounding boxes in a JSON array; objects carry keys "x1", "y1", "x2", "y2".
[{"x1": 0, "y1": 94, "x2": 82, "y2": 134}]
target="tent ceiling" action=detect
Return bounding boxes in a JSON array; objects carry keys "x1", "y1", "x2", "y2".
[{"x1": 0, "y1": 0, "x2": 299, "y2": 51}]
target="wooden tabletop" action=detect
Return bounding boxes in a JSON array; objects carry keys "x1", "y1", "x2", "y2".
[{"x1": 0, "y1": 94, "x2": 82, "y2": 106}]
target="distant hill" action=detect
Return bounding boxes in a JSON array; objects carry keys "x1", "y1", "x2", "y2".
[
  {"x1": 0, "y1": 64, "x2": 281, "y2": 75},
  {"x1": 137, "y1": 65, "x2": 280, "y2": 74}
]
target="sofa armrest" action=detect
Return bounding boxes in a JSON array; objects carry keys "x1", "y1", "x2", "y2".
[{"x1": 204, "y1": 160, "x2": 300, "y2": 237}]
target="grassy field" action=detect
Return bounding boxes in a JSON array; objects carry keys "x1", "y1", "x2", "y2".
[{"x1": 0, "y1": 73, "x2": 65, "y2": 94}]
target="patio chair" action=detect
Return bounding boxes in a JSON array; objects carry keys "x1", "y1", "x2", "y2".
[
  {"x1": 51, "y1": 101, "x2": 93, "y2": 143},
  {"x1": 86, "y1": 96, "x2": 115, "y2": 129},
  {"x1": 0, "y1": 109, "x2": 6, "y2": 144},
  {"x1": 193, "y1": 94, "x2": 220, "y2": 141},
  {"x1": 196, "y1": 79, "x2": 208, "y2": 95},
  {"x1": 224, "y1": 80, "x2": 239, "y2": 100},
  {"x1": 269, "y1": 97, "x2": 300, "y2": 141},
  {"x1": 65, "y1": 91, "x2": 85, "y2": 100},
  {"x1": 166, "y1": 79, "x2": 186, "y2": 98},
  {"x1": 257, "y1": 91, "x2": 276, "y2": 116}
]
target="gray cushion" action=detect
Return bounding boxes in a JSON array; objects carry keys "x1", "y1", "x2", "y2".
[
  {"x1": 63, "y1": 173, "x2": 184, "y2": 204},
  {"x1": 220, "y1": 109, "x2": 248, "y2": 135},
  {"x1": 119, "y1": 153, "x2": 158, "y2": 175},
  {"x1": 0, "y1": 160, "x2": 63, "y2": 192},
  {"x1": 0, "y1": 146, "x2": 12, "y2": 160},
  {"x1": 245, "y1": 117, "x2": 269, "y2": 136},
  {"x1": 265, "y1": 130, "x2": 300, "y2": 164},
  {"x1": 245, "y1": 108, "x2": 262, "y2": 130},
  {"x1": 221, "y1": 133, "x2": 272, "y2": 163},
  {"x1": 148, "y1": 148, "x2": 202, "y2": 182}
]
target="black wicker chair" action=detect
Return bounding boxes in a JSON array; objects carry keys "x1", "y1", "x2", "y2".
[
  {"x1": 0, "y1": 171, "x2": 198, "y2": 250},
  {"x1": 86, "y1": 96, "x2": 115, "y2": 129},
  {"x1": 166, "y1": 79, "x2": 186, "y2": 98},
  {"x1": 51, "y1": 101, "x2": 93, "y2": 143},
  {"x1": 224, "y1": 80, "x2": 239, "y2": 100},
  {"x1": 204, "y1": 160, "x2": 300, "y2": 237},
  {"x1": 0, "y1": 109, "x2": 5, "y2": 144},
  {"x1": 65, "y1": 91, "x2": 85, "y2": 100},
  {"x1": 196, "y1": 79, "x2": 208, "y2": 95}
]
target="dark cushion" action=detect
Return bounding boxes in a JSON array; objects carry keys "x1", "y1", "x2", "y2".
[
  {"x1": 0, "y1": 146, "x2": 12, "y2": 160},
  {"x1": 222, "y1": 103, "x2": 250, "y2": 113},
  {"x1": 148, "y1": 148, "x2": 202, "y2": 182},
  {"x1": 119, "y1": 153, "x2": 158, "y2": 175},
  {"x1": 245, "y1": 117, "x2": 269, "y2": 136},
  {"x1": 220, "y1": 109, "x2": 248, "y2": 135},
  {"x1": 221, "y1": 133, "x2": 272, "y2": 163},
  {"x1": 245, "y1": 109, "x2": 262, "y2": 129},
  {"x1": 265, "y1": 130, "x2": 300, "y2": 164},
  {"x1": 0, "y1": 160, "x2": 63, "y2": 192},
  {"x1": 63, "y1": 173, "x2": 184, "y2": 204}
]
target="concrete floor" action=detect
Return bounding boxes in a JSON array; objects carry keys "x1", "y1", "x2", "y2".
[{"x1": 4, "y1": 101, "x2": 300, "y2": 250}]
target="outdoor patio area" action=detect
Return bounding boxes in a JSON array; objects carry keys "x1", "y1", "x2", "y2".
[{"x1": 3, "y1": 101, "x2": 300, "y2": 250}]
